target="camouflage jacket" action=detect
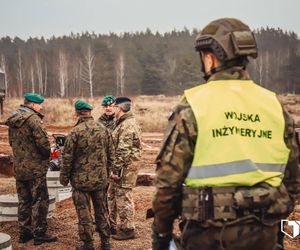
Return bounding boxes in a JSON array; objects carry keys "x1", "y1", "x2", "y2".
[
  {"x1": 153, "y1": 68, "x2": 300, "y2": 234},
  {"x1": 60, "y1": 116, "x2": 114, "y2": 191},
  {"x1": 112, "y1": 112, "x2": 142, "y2": 188},
  {"x1": 5, "y1": 105, "x2": 50, "y2": 180},
  {"x1": 98, "y1": 113, "x2": 115, "y2": 130}
]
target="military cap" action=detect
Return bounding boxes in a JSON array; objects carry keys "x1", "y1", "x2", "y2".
[
  {"x1": 24, "y1": 92, "x2": 45, "y2": 104},
  {"x1": 115, "y1": 96, "x2": 131, "y2": 105},
  {"x1": 101, "y1": 95, "x2": 115, "y2": 106},
  {"x1": 74, "y1": 100, "x2": 93, "y2": 110}
]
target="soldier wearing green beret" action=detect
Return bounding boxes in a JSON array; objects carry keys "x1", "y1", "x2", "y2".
[
  {"x1": 98, "y1": 95, "x2": 116, "y2": 130},
  {"x1": 5, "y1": 92, "x2": 58, "y2": 245},
  {"x1": 60, "y1": 99, "x2": 114, "y2": 250}
]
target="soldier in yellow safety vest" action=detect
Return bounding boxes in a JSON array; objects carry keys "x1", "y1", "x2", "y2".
[{"x1": 152, "y1": 18, "x2": 300, "y2": 250}]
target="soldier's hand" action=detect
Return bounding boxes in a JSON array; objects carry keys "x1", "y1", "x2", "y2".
[{"x1": 111, "y1": 173, "x2": 120, "y2": 181}]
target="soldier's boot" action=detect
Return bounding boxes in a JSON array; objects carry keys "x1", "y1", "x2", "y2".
[
  {"x1": 33, "y1": 234, "x2": 58, "y2": 245},
  {"x1": 274, "y1": 244, "x2": 283, "y2": 250},
  {"x1": 112, "y1": 228, "x2": 135, "y2": 240},
  {"x1": 18, "y1": 232, "x2": 34, "y2": 243},
  {"x1": 110, "y1": 227, "x2": 117, "y2": 235},
  {"x1": 75, "y1": 241, "x2": 95, "y2": 250},
  {"x1": 101, "y1": 237, "x2": 110, "y2": 250}
]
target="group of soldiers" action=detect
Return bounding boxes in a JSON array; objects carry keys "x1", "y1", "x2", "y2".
[
  {"x1": 6, "y1": 94, "x2": 142, "y2": 250},
  {"x1": 4, "y1": 17, "x2": 300, "y2": 250}
]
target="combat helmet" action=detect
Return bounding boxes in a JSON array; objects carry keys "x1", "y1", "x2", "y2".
[{"x1": 195, "y1": 18, "x2": 258, "y2": 79}]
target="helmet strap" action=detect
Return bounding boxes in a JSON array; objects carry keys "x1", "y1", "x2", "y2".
[{"x1": 203, "y1": 57, "x2": 249, "y2": 81}]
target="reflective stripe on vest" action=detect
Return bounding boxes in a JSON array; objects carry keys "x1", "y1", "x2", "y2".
[
  {"x1": 184, "y1": 80, "x2": 290, "y2": 187},
  {"x1": 187, "y1": 160, "x2": 286, "y2": 179}
]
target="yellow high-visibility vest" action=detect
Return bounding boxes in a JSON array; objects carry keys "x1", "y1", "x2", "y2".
[{"x1": 184, "y1": 80, "x2": 290, "y2": 187}]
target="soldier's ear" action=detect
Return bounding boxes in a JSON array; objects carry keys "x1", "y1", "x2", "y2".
[
  {"x1": 202, "y1": 52, "x2": 220, "y2": 73},
  {"x1": 27, "y1": 102, "x2": 34, "y2": 109}
]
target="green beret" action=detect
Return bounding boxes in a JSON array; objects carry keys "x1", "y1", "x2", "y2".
[
  {"x1": 74, "y1": 100, "x2": 93, "y2": 110},
  {"x1": 101, "y1": 95, "x2": 115, "y2": 106},
  {"x1": 24, "y1": 93, "x2": 45, "y2": 104}
]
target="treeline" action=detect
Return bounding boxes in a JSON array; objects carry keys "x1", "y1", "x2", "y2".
[{"x1": 0, "y1": 27, "x2": 299, "y2": 97}]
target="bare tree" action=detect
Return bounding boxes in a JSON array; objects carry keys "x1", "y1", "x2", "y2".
[
  {"x1": 80, "y1": 45, "x2": 95, "y2": 98},
  {"x1": 17, "y1": 48, "x2": 24, "y2": 97},
  {"x1": 30, "y1": 65, "x2": 35, "y2": 93},
  {"x1": 71, "y1": 57, "x2": 81, "y2": 97},
  {"x1": 116, "y1": 52, "x2": 125, "y2": 95},
  {"x1": 35, "y1": 53, "x2": 43, "y2": 94},
  {"x1": 58, "y1": 49, "x2": 68, "y2": 97},
  {"x1": 44, "y1": 62, "x2": 48, "y2": 95},
  {"x1": 0, "y1": 54, "x2": 9, "y2": 97}
]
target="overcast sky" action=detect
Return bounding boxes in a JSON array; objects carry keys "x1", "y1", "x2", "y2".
[{"x1": 1, "y1": 0, "x2": 299, "y2": 39}]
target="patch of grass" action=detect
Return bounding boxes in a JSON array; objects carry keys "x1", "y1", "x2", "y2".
[
  {"x1": 1, "y1": 96, "x2": 179, "y2": 132},
  {"x1": 2, "y1": 94, "x2": 300, "y2": 131}
]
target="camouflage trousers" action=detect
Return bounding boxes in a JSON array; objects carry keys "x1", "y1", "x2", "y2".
[
  {"x1": 108, "y1": 183, "x2": 135, "y2": 230},
  {"x1": 16, "y1": 175, "x2": 49, "y2": 237},
  {"x1": 178, "y1": 219, "x2": 278, "y2": 250},
  {"x1": 72, "y1": 189, "x2": 110, "y2": 246}
]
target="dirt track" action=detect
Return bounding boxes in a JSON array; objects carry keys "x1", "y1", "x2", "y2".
[
  {"x1": 0, "y1": 186, "x2": 155, "y2": 250},
  {"x1": 1, "y1": 125, "x2": 300, "y2": 249}
]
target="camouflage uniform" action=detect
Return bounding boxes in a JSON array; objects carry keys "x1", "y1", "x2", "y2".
[
  {"x1": 152, "y1": 69, "x2": 300, "y2": 250},
  {"x1": 60, "y1": 116, "x2": 114, "y2": 249},
  {"x1": 5, "y1": 105, "x2": 51, "y2": 237},
  {"x1": 109, "y1": 111, "x2": 142, "y2": 231},
  {"x1": 98, "y1": 114, "x2": 115, "y2": 130}
]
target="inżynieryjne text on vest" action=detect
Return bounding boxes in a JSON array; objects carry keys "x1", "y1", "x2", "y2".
[{"x1": 212, "y1": 111, "x2": 272, "y2": 139}]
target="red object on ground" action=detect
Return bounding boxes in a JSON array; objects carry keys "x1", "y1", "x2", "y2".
[{"x1": 50, "y1": 150, "x2": 60, "y2": 160}]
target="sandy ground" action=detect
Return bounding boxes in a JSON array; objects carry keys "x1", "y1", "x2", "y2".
[{"x1": 0, "y1": 187, "x2": 155, "y2": 250}]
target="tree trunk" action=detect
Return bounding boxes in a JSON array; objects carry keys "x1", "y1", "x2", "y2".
[
  {"x1": 44, "y1": 62, "x2": 47, "y2": 95},
  {"x1": 30, "y1": 65, "x2": 35, "y2": 93},
  {"x1": 35, "y1": 53, "x2": 43, "y2": 94},
  {"x1": 80, "y1": 45, "x2": 95, "y2": 98},
  {"x1": 1, "y1": 55, "x2": 9, "y2": 97},
  {"x1": 58, "y1": 50, "x2": 68, "y2": 97},
  {"x1": 116, "y1": 53, "x2": 125, "y2": 95},
  {"x1": 17, "y1": 49, "x2": 24, "y2": 97}
]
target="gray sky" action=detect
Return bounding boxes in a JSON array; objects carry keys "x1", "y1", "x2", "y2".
[{"x1": 1, "y1": 0, "x2": 299, "y2": 39}]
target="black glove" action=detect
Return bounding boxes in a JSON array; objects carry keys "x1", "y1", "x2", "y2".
[{"x1": 152, "y1": 231, "x2": 172, "y2": 250}]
